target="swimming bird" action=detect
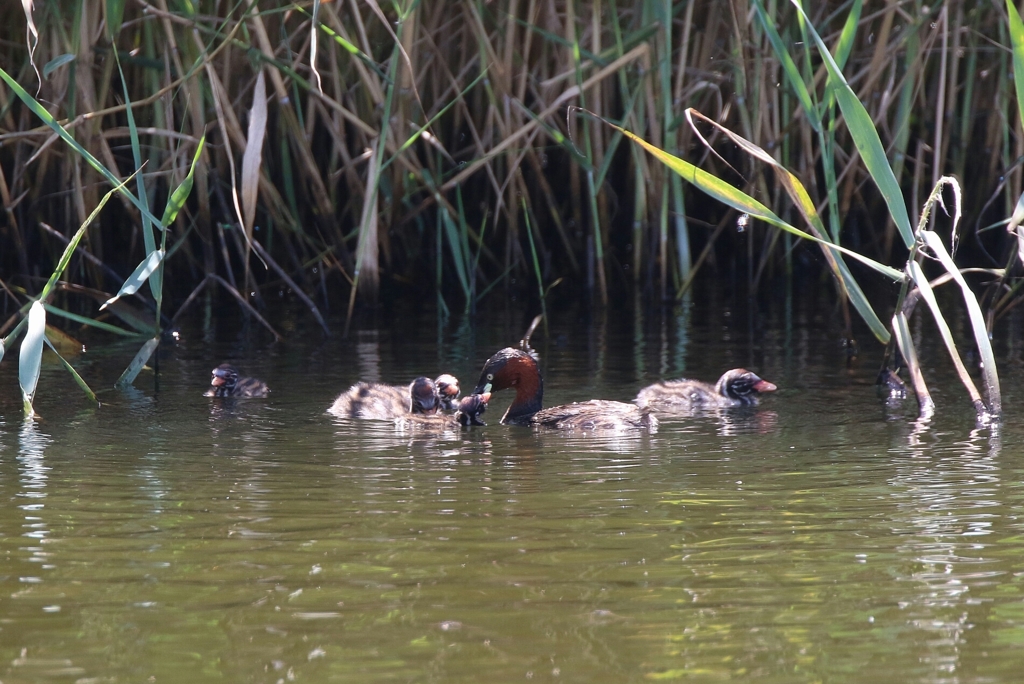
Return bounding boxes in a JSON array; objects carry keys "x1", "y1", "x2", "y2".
[
  {"x1": 634, "y1": 369, "x2": 776, "y2": 410},
  {"x1": 204, "y1": 364, "x2": 269, "y2": 398},
  {"x1": 472, "y1": 347, "x2": 656, "y2": 432},
  {"x1": 328, "y1": 374, "x2": 461, "y2": 419}
]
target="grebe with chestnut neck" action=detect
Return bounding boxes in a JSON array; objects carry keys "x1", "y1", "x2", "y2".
[{"x1": 472, "y1": 347, "x2": 656, "y2": 432}]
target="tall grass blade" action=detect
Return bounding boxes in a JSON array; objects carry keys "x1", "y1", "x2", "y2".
[
  {"x1": 0, "y1": 67, "x2": 161, "y2": 227},
  {"x1": 440, "y1": 206, "x2": 471, "y2": 299},
  {"x1": 19, "y1": 301, "x2": 46, "y2": 415},
  {"x1": 116, "y1": 337, "x2": 160, "y2": 389},
  {"x1": 789, "y1": 0, "x2": 913, "y2": 248},
  {"x1": 351, "y1": 145, "x2": 380, "y2": 306},
  {"x1": 685, "y1": 107, "x2": 894, "y2": 310},
  {"x1": 752, "y1": 0, "x2": 819, "y2": 131},
  {"x1": 832, "y1": 0, "x2": 863, "y2": 71},
  {"x1": 44, "y1": 337, "x2": 98, "y2": 405}
]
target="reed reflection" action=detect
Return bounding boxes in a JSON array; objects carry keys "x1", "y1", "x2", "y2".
[
  {"x1": 888, "y1": 426, "x2": 1003, "y2": 677},
  {"x1": 17, "y1": 418, "x2": 52, "y2": 579}
]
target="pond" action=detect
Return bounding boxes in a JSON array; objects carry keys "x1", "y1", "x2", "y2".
[{"x1": 0, "y1": 285, "x2": 1022, "y2": 683}]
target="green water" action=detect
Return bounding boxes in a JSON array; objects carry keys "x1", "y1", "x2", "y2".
[{"x1": 1, "y1": 296, "x2": 1022, "y2": 682}]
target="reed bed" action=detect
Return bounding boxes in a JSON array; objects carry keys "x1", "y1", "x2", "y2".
[{"x1": 0, "y1": 0, "x2": 1021, "y2": 417}]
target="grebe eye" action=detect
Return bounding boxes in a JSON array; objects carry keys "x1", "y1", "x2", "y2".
[{"x1": 486, "y1": 373, "x2": 493, "y2": 381}]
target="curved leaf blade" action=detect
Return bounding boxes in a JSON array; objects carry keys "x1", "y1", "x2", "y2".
[
  {"x1": 609, "y1": 116, "x2": 897, "y2": 342},
  {"x1": 106, "y1": 0, "x2": 126, "y2": 41},
  {"x1": 161, "y1": 135, "x2": 206, "y2": 227},
  {"x1": 921, "y1": 230, "x2": 1001, "y2": 415},
  {"x1": 100, "y1": 250, "x2": 165, "y2": 311},
  {"x1": 907, "y1": 260, "x2": 986, "y2": 414},
  {"x1": 241, "y1": 70, "x2": 267, "y2": 239},
  {"x1": 43, "y1": 53, "x2": 75, "y2": 79},
  {"x1": 19, "y1": 301, "x2": 46, "y2": 415}
]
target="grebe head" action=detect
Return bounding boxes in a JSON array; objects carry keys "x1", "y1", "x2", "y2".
[
  {"x1": 716, "y1": 369, "x2": 776, "y2": 404},
  {"x1": 473, "y1": 348, "x2": 540, "y2": 393},
  {"x1": 210, "y1": 364, "x2": 240, "y2": 394},
  {"x1": 434, "y1": 373, "x2": 461, "y2": 411},
  {"x1": 409, "y1": 377, "x2": 440, "y2": 414},
  {"x1": 473, "y1": 347, "x2": 543, "y2": 423}
]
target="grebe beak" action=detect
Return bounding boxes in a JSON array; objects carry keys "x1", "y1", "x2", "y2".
[{"x1": 754, "y1": 380, "x2": 777, "y2": 393}]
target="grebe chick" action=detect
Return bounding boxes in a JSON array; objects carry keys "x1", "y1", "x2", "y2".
[
  {"x1": 204, "y1": 364, "x2": 269, "y2": 398},
  {"x1": 328, "y1": 374, "x2": 461, "y2": 420},
  {"x1": 634, "y1": 369, "x2": 776, "y2": 410},
  {"x1": 433, "y1": 373, "x2": 461, "y2": 411},
  {"x1": 472, "y1": 347, "x2": 656, "y2": 432},
  {"x1": 400, "y1": 392, "x2": 491, "y2": 428}
]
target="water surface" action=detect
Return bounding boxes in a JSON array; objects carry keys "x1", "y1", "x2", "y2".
[{"x1": 1, "y1": 292, "x2": 1022, "y2": 682}]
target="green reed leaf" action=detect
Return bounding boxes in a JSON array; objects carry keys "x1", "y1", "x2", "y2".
[
  {"x1": 39, "y1": 178, "x2": 128, "y2": 304},
  {"x1": 162, "y1": 134, "x2": 205, "y2": 227},
  {"x1": 1007, "y1": 0, "x2": 1024, "y2": 131},
  {"x1": 605, "y1": 114, "x2": 898, "y2": 342},
  {"x1": 106, "y1": 0, "x2": 126, "y2": 41},
  {"x1": 43, "y1": 54, "x2": 75, "y2": 79},
  {"x1": 752, "y1": 0, "x2": 819, "y2": 131},
  {"x1": 789, "y1": 0, "x2": 913, "y2": 249},
  {"x1": 833, "y1": 0, "x2": 863, "y2": 71},
  {"x1": 0, "y1": 66, "x2": 162, "y2": 229}
]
